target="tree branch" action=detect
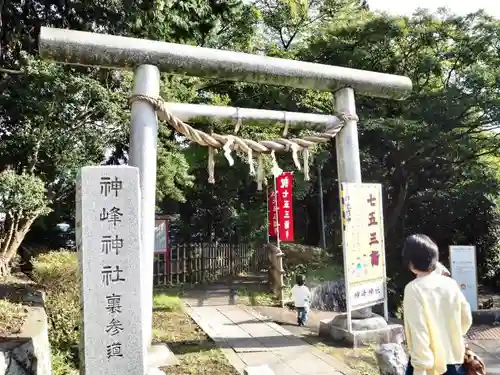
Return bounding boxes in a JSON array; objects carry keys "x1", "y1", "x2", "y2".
[
  {"x1": 4, "y1": 214, "x2": 38, "y2": 262},
  {"x1": 29, "y1": 139, "x2": 42, "y2": 174},
  {"x1": 0, "y1": 67, "x2": 23, "y2": 74}
]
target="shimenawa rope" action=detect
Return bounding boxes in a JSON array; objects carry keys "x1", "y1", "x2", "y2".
[{"x1": 130, "y1": 95, "x2": 358, "y2": 189}]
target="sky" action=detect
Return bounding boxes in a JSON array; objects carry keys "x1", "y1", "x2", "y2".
[{"x1": 367, "y1": 0, "x2": 500, "y2": 18}]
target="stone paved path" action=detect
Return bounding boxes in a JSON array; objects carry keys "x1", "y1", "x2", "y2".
[
  {"x1": 255, "y1": 305, "x2": 500, "y2": 375},
  {"x1": 467, "y1": 336, "x2": 500, "y2": 375},
  {"x1": 181, "y1": 277, "x2": 500, "y2": 375},
  {"x1": 181, "y1": 282, "x2": 355, "y2": 375}
]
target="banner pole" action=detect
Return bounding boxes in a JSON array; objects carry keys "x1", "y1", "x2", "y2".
[
  {"x1": 266, "y1": 189, "x2": 270, "y2": 244},
  {"x1": 274, "y1": 177, "x2": 280, "y2": 249}
]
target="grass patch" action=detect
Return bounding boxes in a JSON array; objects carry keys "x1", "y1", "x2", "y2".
[
  {"x1": 153, "y1": 290, "x2": 238, "y2": 375},
  {"x1": 312, "y1": 341, "x2": 378, "y2": 375},
  {"x1": 306, "y1": 265, "x2": 343, "y2": 283},
  {"x1": 0, "y1": 298, "x2": 27, "y2": 335},
  {"x1": 154, "y1": 293, "x2": 182, "y2": 311},
  {"x1": 236, "y1": 286, "x2": 277, "y2": 306}
]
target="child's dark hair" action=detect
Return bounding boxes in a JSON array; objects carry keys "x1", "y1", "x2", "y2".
[
  {"x1": 402, "y1": 234, "x2": 438, "y2": 272},
  {"x1": 296, "y1": 274, "x2": 305, "y2": 286}
]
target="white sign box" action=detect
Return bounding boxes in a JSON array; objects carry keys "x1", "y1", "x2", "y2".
[{"x1": 449, "y1": 245, "x2": 478, "y2": 311}]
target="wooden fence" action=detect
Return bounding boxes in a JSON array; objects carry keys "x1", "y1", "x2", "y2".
[{"x1": 153, "y1": 243, "x2": 267, "y2": 286}]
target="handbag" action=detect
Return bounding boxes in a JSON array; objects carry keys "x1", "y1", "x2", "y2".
[{"x1": 463, "y1": 344, "x2": 487, "y2": 375}]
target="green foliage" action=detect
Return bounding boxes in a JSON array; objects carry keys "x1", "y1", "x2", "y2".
[
  {"x1": 0, "y1": 169, "x2": 52, "y2": 274},
  {"x1": 1, "y1": 56, "x2": 130, "y2": 239},
  {"x1": 127, "y1": 0, "x2": 259, "y2": 50},
  {"x1": 0, "y1": 59, "x2": 129, "y2": 176},
  {"x1": 2, "y1": 0, "x2": 259, "y2": 239},
  {"x1": 0, "y1": 169, "x2": 51, "y2": 216},
  {"x1": 254, "y1": 0, "x2": 368, "y2": 49},
  {"x1": 295, "y1": 9, "x2": 500, "y2": 287},
  {"x1": 0, "y1": 298, "x2": 27, "y2": 335},
  {"x1": 153, "y1": 292, "x2": 182, "y2": 311},
  {"x1": 51, "y1": 350, "x2": 78, "y2": 375},
  {"x1": 280, "y1": 243, "x2": 342, "y2": 284},
  {"x1": 32, "y1": 251, "x2": 79, "y2": 356},
  {"x1": 155, "y1": 124, "x2": 195, "y2": 204}
]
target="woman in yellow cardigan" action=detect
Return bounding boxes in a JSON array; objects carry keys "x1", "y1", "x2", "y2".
[{"x1": 402, "y1": 234, "x2": 472, "y2": 375}]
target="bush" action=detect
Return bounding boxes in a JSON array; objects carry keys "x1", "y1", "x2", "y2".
[
  {"x1": 0, "y1": 298, "x2": 27, "y2": 335},
  {"x1": 32, "y1": 250, "x2": 78, "y2": 293},
  {"x1": 51, "y1": 350, "x2": 78, "y2": 375},
  {"x1": 279, "y1": 243, "x2": 342, "y2": 286},
  {"x1": 0, "y1": 169, "x2": 52, "y2": 277},
  {"x1": 32, "y1": 251, "x2": 79, "y2": 356}
]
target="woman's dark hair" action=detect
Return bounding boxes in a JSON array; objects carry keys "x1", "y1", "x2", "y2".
[
  {"x1": 296, "y1": 274, "x2": 305, "y2": 286},
  {"x1": 402, "y1": 234, "x2": 438, "y2": 272}
]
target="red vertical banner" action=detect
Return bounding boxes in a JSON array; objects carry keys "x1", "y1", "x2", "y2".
[
  {"x1": 276, "y1": 172, "x2": 294, "y2": 242},
  {"x1": 268, "y1": 189, "x2": 277, "y2": 237}
]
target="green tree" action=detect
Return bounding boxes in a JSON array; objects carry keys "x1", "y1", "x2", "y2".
[
  {"x1": 199, "y1": 6, "x2": 500, "y2": 288},
  {"x1": 254, "y1": 0, "x2": 369, "y2": 50},
  {"x1": 1, "y1": 0, "x2": 259, "y2": 253},
  {"x1": 299, "y1": 9, "x2": 500, "y2": 288},
  {"x1": 0, "y1": 169, "x2": 51, "y2": 276}
]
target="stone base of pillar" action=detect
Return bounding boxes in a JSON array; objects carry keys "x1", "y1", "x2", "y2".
[
  {"x1": 244, "y1": 365, "x2": 275, "y2": 375},
  {"x1": 319, "y1": 313, "x2": 404, "y2": 348},
  {"x1": 147, "y1": 343, "x2": 178, "y2": 368},
  {"x1": 147, "y1": 366, "x2": 166, "y2": 375}
]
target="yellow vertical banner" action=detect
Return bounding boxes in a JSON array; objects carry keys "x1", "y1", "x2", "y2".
[{"x1": 340, "y1": 183, "x2": 386, "y2": 309}]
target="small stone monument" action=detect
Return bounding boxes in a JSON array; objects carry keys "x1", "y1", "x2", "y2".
[
  {"x1": 76, "y1": 166, "x2": 146, "y2": 375},
  {"x1": 374, "y1": 343, "x2": 408, "y2": 375}
]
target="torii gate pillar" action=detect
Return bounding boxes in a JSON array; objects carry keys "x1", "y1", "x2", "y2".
[{"x1": 129, "y1": 65, "x2": 160, "y2": 350}]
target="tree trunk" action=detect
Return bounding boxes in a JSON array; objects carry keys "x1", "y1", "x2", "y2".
[
  {"x1": 0, "y1": 214, "x2": 38, "y2": 277},
  {"x1": 385, "y1": 180, "x2": 408, "y2": 238},
  {"x1": 384, "y1": 163, "x2": 410, "y2": 239},
  {"x1": 0, "y1": 255, "x2": 9, "y2": 277}
]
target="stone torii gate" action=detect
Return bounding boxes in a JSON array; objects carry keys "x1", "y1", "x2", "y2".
[{"x1": 38, "y1": 26, "x2": 412, "y2": 361}]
